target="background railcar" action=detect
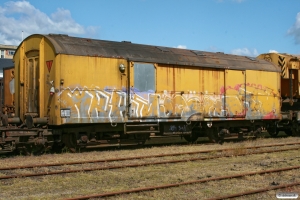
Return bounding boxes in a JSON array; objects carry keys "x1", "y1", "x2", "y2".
[
  {"x1": 257, "y1": 53, "x2": 300, "y2": 136},
  {"x1": 0, "y1": 34, "x2": 282, "y2": 153},
  {"x1": 0, "y1": 59, "x2": 14, "y2": 112}
]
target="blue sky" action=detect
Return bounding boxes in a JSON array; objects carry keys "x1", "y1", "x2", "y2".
[{"x1": 0, "y1": 0, "x2": 299, "y2": 56}]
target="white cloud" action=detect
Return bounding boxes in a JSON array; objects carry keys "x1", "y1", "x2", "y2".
[
  {"x1": 288, "y1": 12, "x2": 300, "y2": 44},
  {"x1": 207, "y1": 46, "x2": 219, "y2": 52},
  {"x1": 176, "y1": 45, "x2": 187, "y2": 49},
  {"x1": 269, "y1": 50, "x2": 278, "y2": 53},
  {"x1": 231, "y1": 48, "x2": 258, "y2": 57},
  {"x1": 0, "y1": 1, "x2": 99, "y2": 45}
]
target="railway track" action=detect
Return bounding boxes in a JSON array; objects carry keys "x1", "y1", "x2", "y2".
[
  {"x1": 2, "y1": 141, "x2": 300, "y2": 170},
  {"x1": 1, "y1": 141, "x2": 300, "y2": 180},
  {"x1": 63, "y1": 165, "x2": 300, "y2": 200},
  {"x1": 207, "y1": 182, "x2": 300, "y2": 200}
]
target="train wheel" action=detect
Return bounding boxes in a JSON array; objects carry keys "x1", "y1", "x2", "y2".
[
  {"x1": 17, "y1": 144, "x2": 44, "y2": 156},
  {"x1": 268, "y1": 130, "x2": 279, "y2": 137},
  {"x1": 183, "y1": 130, "x2": 198, "y2": 143},
  {"x1": 17, "y1": 146, "x2": 31, "y2": 156},
  {"x1": 284, "y1": 129, "x2": 293, "y2": 136},
  {"x1": 52, "y1": 142, "x2": 65, "y2": 153},
  {"x1": 266, "y1": 123, "x2": 278, "y2": 137},
  {"x1": 31, "y1": 144, "x2": 46, "y2": 156},
  {"x1": 206, "y1": 128, "x2": 219, "y2": 143},
  {"x1": 134, "y1": 134, "x2": 149, "y2": 145},
  {"x1": 62, "y1": 133, "x2": 77, "y2": 153}
]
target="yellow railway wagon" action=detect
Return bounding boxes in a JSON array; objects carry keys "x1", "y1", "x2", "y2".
[
  {"x1": 257, "y1": 53, "x2": 300, "y2": 136},
  {"x1": 1, "y1": 34, "x2": 281, "y2": 153}
]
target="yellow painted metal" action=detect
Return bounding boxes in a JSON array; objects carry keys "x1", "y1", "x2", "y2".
[
  {"x1": 225, "y1": 70, "x2": 245, "y2": 117},
  {"x1": 14, "y1": 42, "x2": 25, "y2": 120},
  {"x1": 13, "y1": 35, "x2": 282, "y2": 126},
  {"x1": 25, "y1": 56, "x2": 39, "y2": 113},
  {"x1": 156, "y1": 65, "x2": 224, "y2": 93},
  {"x1": 14, "y1": 35, "x2": 55, "y2": 122},
  {"x1": 59, "y1": 55, "x2": 125, "y2": 87},
  {"x1": 246, "y1": 70, "x2": 280, "y2": 118},
  {"x1": 290, "y1": 60, "x2": 299, "y2": 69},
  {"x1": 39, "y1": 37, "x2": 45, "y2": 119},
  {"x1": 57, "y1": 55, "x2": 127, "y2": 124},
  {"x1": 257, "y1": 53, "x2": 300, "y2": 79},
  {"x1": 258, "y1": 52, "x2": 300, "y2": 98},
  {"x1": 129, "y1": 61, "x2": 134, "y2": 89},
  {"x1": 14, "y1": 36, "x2": 44, "y2": 121},
  {"x1": 156, "y1": 64, "x2": 225, "y2": 118},
  {"x1": 43, "y1": 38, "x2": 57, "y2": 124},
  {"x1": 15, "y1": 35, "x2": 129, "y2": 125}
]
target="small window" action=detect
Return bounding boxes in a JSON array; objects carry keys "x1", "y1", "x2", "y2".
[
  {"x1": 0, "y1": 50, "x2": 4, "y2": 58},
  {"x1": 134, "y1": 63, "x2": 155, "y2": 92},
  {"x1": 8, "y1": 50, "x2": 15, "y2": 55}
]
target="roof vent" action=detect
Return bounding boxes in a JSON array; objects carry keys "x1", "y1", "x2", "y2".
[
  {"x1": 246, "y1": 56, "x2": 256, "y2": 61},
  {"x1": 191, "y1": 50, "x2": 205, "y2": 56},
  {"x1": 156, "y1": 46, "x2": 170, "y2": 52}
]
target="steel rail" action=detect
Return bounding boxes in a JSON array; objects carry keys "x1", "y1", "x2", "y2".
[
  {"x1": 64, "y1": 165, "x2": 300, "y2": 200},
  {"x1": 1, "y1": 141, "x2": 300, "y2": 171},
  {"x1": 0, "y1": 146, "x2": 299, "y2": 180},
  {"x1": 206, "y1": 182, "x2": 300, "y2": 200}
]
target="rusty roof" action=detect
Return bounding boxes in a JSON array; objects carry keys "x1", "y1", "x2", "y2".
[{"x1": 24, "y1": 34, "x2": 280, "y2": 72}]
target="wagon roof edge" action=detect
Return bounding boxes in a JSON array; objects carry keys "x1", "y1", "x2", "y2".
[{"x1": 14, "y1": 34, "x2": 280, "y2": 72}]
